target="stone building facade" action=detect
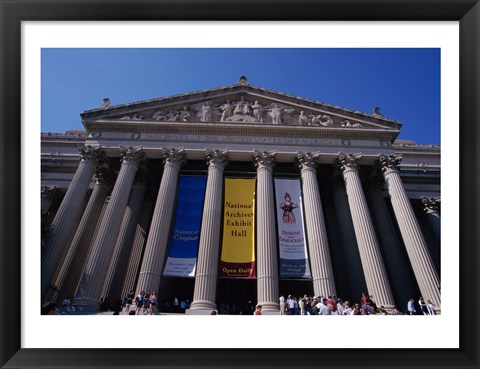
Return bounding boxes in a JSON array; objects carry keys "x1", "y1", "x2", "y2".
[{"x1": 41, "y1": 78, "x2": 440, "y2": 314}]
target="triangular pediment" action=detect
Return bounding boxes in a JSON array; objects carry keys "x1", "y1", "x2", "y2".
[{"x1": 81, "y1": 83, "x2": 402, "y2": 134}]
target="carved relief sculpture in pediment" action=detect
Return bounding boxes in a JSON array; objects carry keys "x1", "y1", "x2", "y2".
[
  {"x1": 310, "y1": 114, "x2": 334, "y2": 127},
  {"x1": 234, "y1": 96, "x2": 251, "y2": 115},
  {"x1": 152, "y1": 106, "x2": 193, "y2": 122},
  {"x1": 225, "y1": 96, "x2": 257, "y2": 123},
  {"x1": 219, "y1": 100, "x2": 234, "y2": 122},
  {"x1": 119, "y1": 113, "x2": 145, "y2": 121},
  {"x1": 298, "y1": 111, "x2": 310, "y2": 126},
  {"x1": 199, "y1": 101, "x2": 213, "y2": 122},
  {"x1": 189, "y1": 101, "x2": 221, "y2": 122},
  {"x1": 152, "y1": 110, "x2": 167, "y2": 121},
  {"x1": 112, "y1": 95, "x2": 373, "y2": 129},
  {"x1": 179, "y1": 106, "x2": 192, "y2": 122},
  {"x1": 252, "y1": 101, "x2": 264, "y2": 122},
  {"x1": 264, "y1": 103, "x2": 295, "y2": 125},
  {"x1": 340, "y1": 119, "x2": 363, "y2": 128}
]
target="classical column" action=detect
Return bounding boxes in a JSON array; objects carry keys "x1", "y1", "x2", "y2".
[
  {"x1": 379, "y1": 154, "x2": 441, "y2": 308},
  {"x1": 135, "y1": 148, "x2": 186, "y2": 295},
  {"x1": 49, "y1": 168, "x2": 114, "y2": 304},
  {"x1": 121, "y1": 197, "x2": 154, "y2": 298},
  {"x1": 41, "y1": 145, "x2": 104, "y2": 301},
  {"x1": 296, "y1": 152, "x2": 336, "y2": 298},
  {"x1": 336, "y1": 153, "x2": 395, "y2": 308},
  {"x1": 330, "y1": 175, "x2": 368, "y2": 301},
  {"x1": 102, "y1": 173, "x2": 148, "y2": 302},
  {"x1": 368, "y1": 173, "x2": 419, "y2": 308},
  {"x1": 253, "y1": 150, "x2": 280, "y2": 314},
  {"x1": 188, "y1": 149, "x2": 228, "y2": 314},
  {"x1": 73, "y1": 146, "x2": 145, "y2": 312}
]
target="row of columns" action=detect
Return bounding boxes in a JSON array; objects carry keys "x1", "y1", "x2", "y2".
[
  {"x1": 41, "y1": 145, "x2": 441, "y2": 313},
  {"x1": 41, "y1": 145, "x2": 105, "y2": 300},
  {"x1": 74, "y1": 147, "x2": 145, "y2": 311},
  {"x1": 337, "y1": 153, "x2": 396, "y2": 308},
  {"x1": 379, "y1": 154, "x2": 441, "y2": 308}
]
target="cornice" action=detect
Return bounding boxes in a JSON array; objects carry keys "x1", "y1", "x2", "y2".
[
  {"x1": 393, "y1": 143, "x2": 441, "y2": 154},
  {"x1": 83, "y1": 120, "x2": 400, "y2": 143}
]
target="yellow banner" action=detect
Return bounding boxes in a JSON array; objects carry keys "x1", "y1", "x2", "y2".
[{"x1": 219, "y1": 178, "x2": 256, "y2": 278}]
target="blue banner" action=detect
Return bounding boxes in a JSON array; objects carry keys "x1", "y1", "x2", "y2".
[{"x1": 163, "y1": 176, "x2": 207, "y2": 277}]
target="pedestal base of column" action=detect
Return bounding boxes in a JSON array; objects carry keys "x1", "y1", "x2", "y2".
[
  {"x1": 67, "y1": 298, "x2": 101, "y2": 314},
  {"x1": 381, "y1": 305, "x2": 396, "y2": 313},
  {"x1": 58, "y1": 305, "x2": 101, "y2": 315},
  {"x1": 185, "y1": 308, "x2": 218, "y2": 315},
  {"x1": 186, "y1": 300, "x2": 217, "y2": 315},
  {"x1": 257, "y1": 302, "x2": 280, "y2": 315}
]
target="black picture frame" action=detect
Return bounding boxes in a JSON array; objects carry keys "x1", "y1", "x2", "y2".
[{"x1": 1, "y1": 1, "x2": 479, "y2": 368}]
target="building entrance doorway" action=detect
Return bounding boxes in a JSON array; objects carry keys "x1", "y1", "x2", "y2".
[
  {"x1": 279, "y1": 279, "x2": 314, "y2": 300},
  {"x1": 216, "y1": 278, "x2": 257, "y2": 315},
  {"x1": 158, "y1": 277, "x2": 195, "y2": 313}
]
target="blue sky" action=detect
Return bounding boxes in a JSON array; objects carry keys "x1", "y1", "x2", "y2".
[{"x1": 41, "y1": 48, "x2": 440, "y2": 144}]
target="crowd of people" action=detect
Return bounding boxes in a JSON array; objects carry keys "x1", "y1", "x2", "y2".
[
  {"x1": 120, "y1": 290, "x2": 158, "y2": 315},
  {"x1": 41, "y1": 291, "x2": 438, "y2": 316},
  {"x1": 117, "y1": 291, "x2": 438, "y2": 315},
  {"x1": 277, "y1": 293, "x2": 438, "y2": 315}
]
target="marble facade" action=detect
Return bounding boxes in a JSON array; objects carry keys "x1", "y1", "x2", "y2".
[{"x1": 41, "y1": 78, "x2": 440, "y2": 314}]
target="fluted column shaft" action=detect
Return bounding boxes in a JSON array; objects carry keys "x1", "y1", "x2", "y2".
[
  {"x1": 297, "y1": 152, "x2": 336, "y2": 298},
  {"x1": 41, "y1": 145, "x2": 104, "y2": 301},
  {"x1": 379, "y1": 155, "x2": 441, "y2": 307},
  {"x1": 331, "y1": 182, "x2": 368, "y2": 300},
  {"x1": 102, "y1": 178, "x2": 147, "y2": 302},
  {"x1": 337, "y1": 153, "x2": 395, "y2": 308},
  {"x1": 369, "y1": 182, "x2": 419, "y2": 308},
  {"x1": 49, "y1": 169, "x2": 113, "y2": 304},
  {"x1": 189, "y1": 150, "x2": 228, "y2": 314},
  {"x1": 121, "y1": 199, "x2": 154, "y2": 298},
  {"x1": 136, "y1": 148, "x2": 186, "y2": 294},
  {"x1": 73, "y1": 147, "x2": 144, "y2": 311},
  {"x1": 254, "y1": 150, "x2": 279, "y2": 314}
]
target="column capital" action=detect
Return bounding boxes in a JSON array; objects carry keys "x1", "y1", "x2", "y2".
[
  {"x1": 296, "y1": 151, "x2": 319, "y2": 171},
  {"x1": 422, "y1": 197, "x2": 440, "y2": 214},
  {"x1": 77, "y1": 145, "x2": 105, "y2": 164},
  {"x1": 253, "y1": 150, "x2": 276, "y2": 170},
  {"x1": 378, "y1": 154, "x2": 402, "y2": 172},
  {"x1": 119, "y1": 146, "x2": 146, "y2": 165},
  {"x1": 161, "y1": 147, "x2": 186, "y2": 169},
  {"x1": 336, "y1": 152, "x2": 361, "y2": 172},
  {"x1": 206, "y1": 149, "x2": 229, "y2": 169}
]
